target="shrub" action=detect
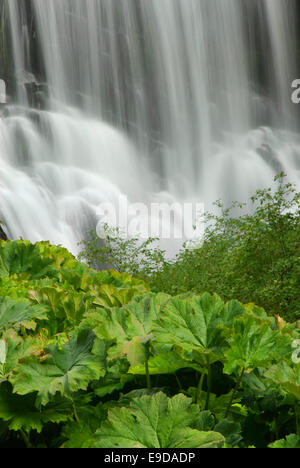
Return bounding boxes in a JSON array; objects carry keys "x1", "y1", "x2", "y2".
[{"x1": 79, "y1": 174, "x2": 300, "y2": 321}]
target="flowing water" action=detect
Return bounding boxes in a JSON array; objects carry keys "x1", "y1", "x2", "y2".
[{"x1": 0, "y1": 0, "x2": 299, "y2": 253}]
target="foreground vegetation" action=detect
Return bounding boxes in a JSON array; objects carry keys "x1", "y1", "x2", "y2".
[{"x1": 0, "y1": 234, "x2": 299, "y2": 448}]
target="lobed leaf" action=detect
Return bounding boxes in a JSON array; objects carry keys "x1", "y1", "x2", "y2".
[
  {"x1": 10, "y1": 330, "x2": 105, "y2": 406},
  {"x1": 87, "y1": 392, "x2": 225, "y2": 448}
]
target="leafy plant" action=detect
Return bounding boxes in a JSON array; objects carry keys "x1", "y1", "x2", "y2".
[
  {"x1": 78, "y1": 226, "x2": 166, "y2": 278},
  {"x1": 80, "y1": 175, "x2": 300, "y2": 322},
  {"x1": 268, "y1": 434, "x2": 300, "y2": 448},
  {"x1": 85, "y1": 392, "x2": 225, "y2": 448},
  {"x1": 10, "y1": 330, "x2": 104, "y2": 407},
  {"x1": 265, "y1": 361, "x2": 300, "y2": 400},
  {"x1": 0, "y1": 238, "x2": 298, "y2": 448}
]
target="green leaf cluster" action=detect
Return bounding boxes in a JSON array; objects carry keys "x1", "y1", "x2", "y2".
[{"x1": 0, "y1": 239, "x2": 299, "y2": 449}]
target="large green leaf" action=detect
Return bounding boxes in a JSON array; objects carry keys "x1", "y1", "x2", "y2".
[
  {"x1": 88, "y1": 293, "x2": 168, "y2": 339},
  {"x1": 129, "y1": 352, "x2": 201, "y2": 375},
  {"x1": 60, "y1": 403, "x2": 106, "y2": 448},
  {"x1": 265, "y1": 361, "x2": 300, "y2": 400},
  {"x1": 83, "y1": 293, "x2": 168, "y2": 366},
  {"x1": 29, "y1": 286, "x2": 94, "y2": 334},
  {"x1": 194, "y1": 410, "x2": 215, "y2": 431},
  {"x1": 10, "y1": 330, "x2": 104, "y2": 406},
  {"x1": 214, "y1": 420, "x2": 242, "y2": 446},
  {"x1": 92, "y1": 282, "x2": 149, "y2": 309},
  {"x1": 223, "y1": 316, "x2": 292, "y2": 375},
  {"x1": 87, "y1": 392, "x2": 225, "y2": 448},
  {"x1": 0, "y1": 332, "x2": 45, "y2": 382},
  {"x1": 0, "y1": 241, "x2": 56, "y2": 279},
  {"x1": 268, "y1": 434, "x2": 300, "y2": 448},
  {"x1": 153, "y1": 293, "x2": 240, "y2": 367},
  {"x1": 93, "y1": 373, "x2": 134, "y2": 398},
  {"x1": 0, "y1": 383, "x2": 73, "y2": 433},
  {"x1": 90, "y1": 339, "x2": 134, "y2": 398},
  {"x1": 241, "y1": 368, "x2": 287, "y2": 413},
  {"x1": 63, "y1": 268, "x2": 149, "y2": 297},
  {"x1": 0, "y1": 297, "x2": 47, "y2": 332}
]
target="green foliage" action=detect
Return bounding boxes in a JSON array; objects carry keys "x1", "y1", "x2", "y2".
[
  {"x1": 153, "y1": 294, "x2": 244, "y2": 368},
  {"x1": 214, "y1": 419, "x2": 243, "y2": 446},
  {"x1": 10, "y1": 330, "x2": 104, "y2": 406},
  {"x1": 223, "y1": 316, "x2": 292, "y2": 375},
  {"x1": 268, "y1": 434, "x2": 300, "y2": 448},
  {"x1": 156, "y1": 175, "x2": 300, "y2": 322},
  {"x1": 265, "y1": 361, "x2": 300, "y2": 400},
  {"x1": 87, "y1": 392, "x2": 225, "y2": 448},
  {"x1": 0, "y1": 238, "x2": 298, "y2": 448},
  {"x1": 79, "y1": 175, "x2": 300, "y2": 322},
  {"x1": 0, "y1": 383, "x2": 73, "y2": 433},
  {"x1": 78, "y1": 225, "x2": 166, "y2": 278},
  {"x1": 0, "y1": 241, "x2": 57, "y2": 279},
  {"x1": 0, "y1": 298, "x2": 47, "y2": 331}
]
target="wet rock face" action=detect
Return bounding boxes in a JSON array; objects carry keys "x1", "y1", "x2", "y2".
[
  {"x1": 0, "y1": 1, "x2": 14, "y2": 96},
  {"x1": 0, "y1": 225, "x2": 8, "y2": 241},
  {"x1": 0, "y1": 0, "x2": 46, "y2": 104}
]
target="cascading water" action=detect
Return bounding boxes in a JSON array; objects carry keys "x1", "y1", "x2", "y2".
[{"x1": 0, "y1": 0, "x2": 299, "y2": 253}]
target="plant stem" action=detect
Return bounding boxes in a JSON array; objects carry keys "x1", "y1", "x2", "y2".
[
  {"x1": 225, "y1": 368, "x2": 245, "y2": 418},
  {"x1": 145, "y1": 355, "x2": 151, "y2": 391},
  {"x1": 174, "y1": 372, "x2": 182, "y2": 391},
  {"x1": 295, "y1": 405, "x2": 299, "y2": 435},
  {"x1": 205, "y1": 359, "x2": 211, "y2": 410},
  {"x1": 20, "y1": 429, "x2": 32, "y2": 449},
  {"x1": 274, "y1": 416, "x2": 279, "y2": 441},
  {"x1": 196, "y1": 372, "x2": 205, "y2": 407},
  {"x1": 72, "y1": 399, "x2": 80, "y2": 424}
]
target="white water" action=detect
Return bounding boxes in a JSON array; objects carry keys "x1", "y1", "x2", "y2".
[{"x1": 0, "y1": 0, "x2": 299, "y2": 253}]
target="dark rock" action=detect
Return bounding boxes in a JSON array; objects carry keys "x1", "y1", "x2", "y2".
[{"x1": 0, "y1": 224, "x2": 8, "y2": 241}]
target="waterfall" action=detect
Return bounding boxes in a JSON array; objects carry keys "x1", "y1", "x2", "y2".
[{"x1": 0, "y1": 0, "x2": 299, "y2": 253}]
